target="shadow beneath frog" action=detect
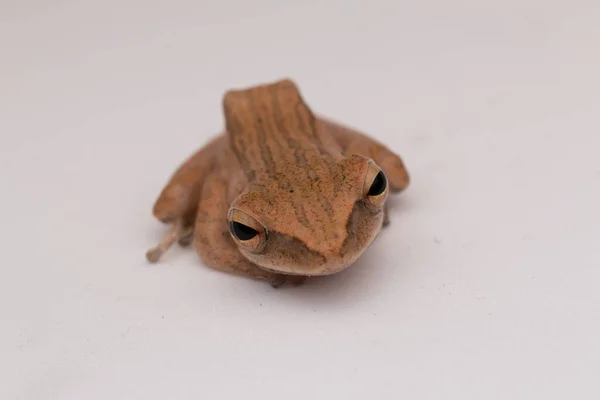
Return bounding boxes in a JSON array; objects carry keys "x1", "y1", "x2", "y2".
[
  {"x1": 211, "y1": 191, "x2": 418, "y2": 308},
  {"x1": 387, "y1": 190, "x2": 415, "y2": 216},
  {"x1": 272, "y1": 199, "x2": 415, "y2": 308}
]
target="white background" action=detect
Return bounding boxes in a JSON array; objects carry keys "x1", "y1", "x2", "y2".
[{"x1": 1, "y1": 1, "x2": 599, "y2": 399}]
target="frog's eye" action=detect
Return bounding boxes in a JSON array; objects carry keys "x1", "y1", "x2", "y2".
[
  {"x1": 227, "y1": 209, "x2": 268, "y2": 252},
  {"x1": 368, "y1": 171, "x2": 387, "y2": 196},
  {"x1": 363, "y1": 161, "x2": 388, "y2": 209},
  {"x1": 229, "y1": 221, "x2": 258, "y2": 241}
]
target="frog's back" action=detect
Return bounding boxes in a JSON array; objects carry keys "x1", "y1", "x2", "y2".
[{"x1": 221, "y1": 79, "x2": 342, "y2": 181}]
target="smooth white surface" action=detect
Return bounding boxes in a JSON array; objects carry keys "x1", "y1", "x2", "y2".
[{"x1": 1, "y1": 1, "x2": 599, "y2": 399}]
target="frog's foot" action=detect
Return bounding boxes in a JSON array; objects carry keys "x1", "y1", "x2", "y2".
[
  {"x1": 269, "y1": 274, "x2": 308, "y2": 288},
  {"x1": 146, "y1": 220, "x2": 193, "y2": 263},
  {"x1": 177, "y1": 225, "x2": 195, "y2": 247},
  {"x1": 382, "y1": 203, "x2": 390, "y2": 227}
]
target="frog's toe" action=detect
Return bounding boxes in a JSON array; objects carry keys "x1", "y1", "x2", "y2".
[
  {"x1": 269, "y1": 274, "x2": 307, "y2": 288},
  {"x1": 177, "y1": 225, "x2": 195, "y2": 247}
]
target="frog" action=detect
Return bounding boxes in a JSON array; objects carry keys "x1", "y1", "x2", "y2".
[{"x1": 146, "y1": 79, "x2": 410, "y2": 287}]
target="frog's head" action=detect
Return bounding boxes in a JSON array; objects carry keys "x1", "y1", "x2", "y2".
[{"x1": 226, "y1": 155, "x2": 389, "y2": 276}]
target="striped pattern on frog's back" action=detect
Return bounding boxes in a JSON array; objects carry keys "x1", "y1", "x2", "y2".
[{"x1": 222, "y1": 79, "x2": 341, "y2": 182}]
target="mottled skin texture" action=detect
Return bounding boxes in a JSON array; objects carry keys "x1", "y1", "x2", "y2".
[{"x1": 146, "y1": 79, "x2": 409, "y2": 287}]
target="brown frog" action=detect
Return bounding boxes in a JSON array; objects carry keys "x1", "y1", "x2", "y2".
[{"x1": 146, "y1": 79, "x2": 409, "y2": 287}]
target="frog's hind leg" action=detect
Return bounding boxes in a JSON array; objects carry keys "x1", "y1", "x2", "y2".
[{"x1": 146, "y1": 135, "x2": 223, "y2": 263}]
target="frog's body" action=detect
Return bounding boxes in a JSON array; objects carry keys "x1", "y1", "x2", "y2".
[{"x1": 147, "y1": 79, "x2": 409, "y2": 287}]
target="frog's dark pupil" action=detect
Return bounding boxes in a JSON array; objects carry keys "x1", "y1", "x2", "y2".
[
  {"x1": 368, "y1": 171, "x2": 387, "y2": 196},
  {"x1": 229, "y1": 221, "x2": 258, "y2": 241}
]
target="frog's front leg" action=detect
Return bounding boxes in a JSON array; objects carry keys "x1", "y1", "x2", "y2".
[
  {"x1": 146, "y1": 220, "x2": 194, "y2": 262},
  {"x1": 194, "y1": 174, "x2": 305, "y2": 287},
  {"x1": 146, "y1": 136, "x2": 225, "y2": 263}
]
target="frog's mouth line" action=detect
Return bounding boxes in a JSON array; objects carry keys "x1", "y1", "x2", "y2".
[
  {"x1": 257, "y1": 264, "x2": 348, "y2": 276},
  {"x1": 254, "y1": 251, "x2": 364, "y2": 276}
]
